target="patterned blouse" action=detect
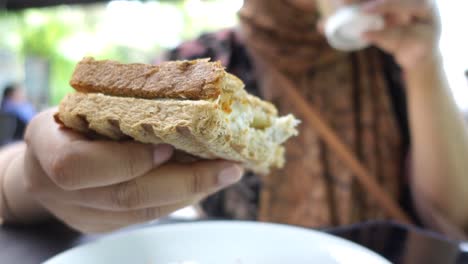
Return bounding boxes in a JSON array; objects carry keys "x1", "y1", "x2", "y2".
[{"x1": 160, "y1": 28, "x2": 416, "y2": 223}]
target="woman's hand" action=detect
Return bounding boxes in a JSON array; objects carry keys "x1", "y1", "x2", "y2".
[
  {"x1": 362, "y1": 0, "x2": 440, "y2": 71},
  {"x1": 10, "y1": 109, "x2": 243, "y2": 233}
]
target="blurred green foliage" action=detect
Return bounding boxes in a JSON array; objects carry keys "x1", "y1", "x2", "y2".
[
  {"x1": 1, "y1": 7, "x2": 99, "y2": 104},
  {"x1": 0, "y1": 0, "x2": 239, "y2": 105},
  {"x1": 17, "y1": 9, "x2": 80, "y2": 104}
]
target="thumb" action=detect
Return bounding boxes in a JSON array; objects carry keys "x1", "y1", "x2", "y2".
[{"x1": 152, "y1": 144, "x2": 174, "y2": 167}]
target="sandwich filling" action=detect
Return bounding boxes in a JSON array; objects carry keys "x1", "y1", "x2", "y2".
[{"x1": 215, "y1": 73, "x2": 300, "y2": 160}]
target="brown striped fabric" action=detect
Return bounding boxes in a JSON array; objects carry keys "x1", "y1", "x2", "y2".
[{"x1": 240, "y1": 0, "x2": 404, "y2": 227}]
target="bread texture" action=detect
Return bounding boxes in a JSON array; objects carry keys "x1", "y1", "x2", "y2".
[
  {"x1": 70, "y1": 57, "x2": 224, "y2": 100},
  {"x1": 57, "y1": 58, "x2": 300, "y2": 174}
]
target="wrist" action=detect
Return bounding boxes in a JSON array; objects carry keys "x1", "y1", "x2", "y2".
[
  {"x1": 0, "y1": 144, "x2": 23, "y2": 223},
  {"x1": 1, "y1": 144, "x2": 49, "y2": 224},
  {"x1": 403, "y1": 51, "x2": 444, "y2": 79},
  {"x1": 403, "y1": 51, "x2": 450, "y2": 102}
]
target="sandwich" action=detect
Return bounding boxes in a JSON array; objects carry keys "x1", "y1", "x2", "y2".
[{"x1": 55, "y1": 57, "x2": 300, "y2": 174}]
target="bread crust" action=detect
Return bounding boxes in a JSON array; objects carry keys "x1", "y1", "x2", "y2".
[{"x1": 70, "y1": 57, "x2": 225, "y2": 100}]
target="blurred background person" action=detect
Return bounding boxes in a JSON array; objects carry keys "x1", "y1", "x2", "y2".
[
  {"x1": 1, "y1": 83, "x2": 36, "y2": 123},
  {"x1": 163, "y1": 0, "x2": 468, "y2": 240},
  {"x1": 0, "y1": 83, "x2": 36, "y2": 143}
]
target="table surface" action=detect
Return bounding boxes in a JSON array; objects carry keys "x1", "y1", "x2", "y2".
[{"x1": 0, "y1": 219, "x2": 467, "y2": 264}]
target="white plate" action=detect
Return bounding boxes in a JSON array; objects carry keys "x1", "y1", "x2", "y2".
[{"x1": 44, "y1": 221, "x2": 390, "y2": 264}]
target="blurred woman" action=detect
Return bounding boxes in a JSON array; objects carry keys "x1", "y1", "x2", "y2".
[
  {"x1": 0, "y1": 0, "x2": 467, "y2": 239},
  {"x1": 166, "y1": 0, "x2": 468, "y2": 239}
]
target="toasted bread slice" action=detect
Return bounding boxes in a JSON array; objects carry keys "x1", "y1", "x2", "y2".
[
  {"x1": 70, "y1": 57, "x2": 224, "y2": 100},
  {"x1": 56, "y1": 58, "x2": 299, "y2": 174}
]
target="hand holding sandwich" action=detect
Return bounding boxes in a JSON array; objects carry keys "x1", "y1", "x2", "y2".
[
  {"x1": 1, "y1": 58, "x2": 297, "y2": 233},
  {"x1": 0, "y1": 109, "x2": 243, "y2": 233}
]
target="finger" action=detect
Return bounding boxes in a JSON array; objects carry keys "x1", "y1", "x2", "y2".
[
  {"x1": 38, "y1": 199, "x2": 119, "y2": 234},
  {"x1": 363, "y1": 27, "x2": 404, "y2": 53},
  {"x1": 27, "y1": 149, "x2": 244, "y2": 211},
  {"x1": 363, "y1": 22, "x2": 432, "y2": 53},
  {"x1": 23, "y1": 142, "x2": 65, "y2": 196},
  {"x1": 43, "y1": 141, "x2": 173, "y2": 190},
  {"x1": 41, "y1": 198, "x2": 198, "y2": 234},
  {"x1": 362, "y1": 0, "x2": 432, "y2": 18},
  {"x1": 25, "y1": 109, "x2": 174, "y2": 190},
  {"x1": 71, "y1": 160, "x2": 243, "y2": 211},
  {"x1": 384, "y1": 13, "x2": 412, "y2": 28}
]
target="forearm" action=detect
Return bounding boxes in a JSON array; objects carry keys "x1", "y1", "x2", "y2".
[
  {"x1": 0, "y1": 143, "x2": 49, "y2": 224},
  {"x1": 406, "y1": 54, "x2": 468, "y2": 230}
]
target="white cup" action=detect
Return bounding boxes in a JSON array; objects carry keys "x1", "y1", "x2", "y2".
[{"x1": 322, "y1": 3, "x2": 385, "y2": 51}]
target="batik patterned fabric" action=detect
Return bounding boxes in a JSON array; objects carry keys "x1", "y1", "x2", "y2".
[{"x1": 161, "y1": 17, "x2": 412, "y2": 227}]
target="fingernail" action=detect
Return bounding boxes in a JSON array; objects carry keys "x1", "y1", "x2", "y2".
[
  {"x1": 218, "y1": 165, "x2": 243, "y2": 186},
  {"x1": 153, "y1": 144, "x2": 174, "y2": 165}
]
